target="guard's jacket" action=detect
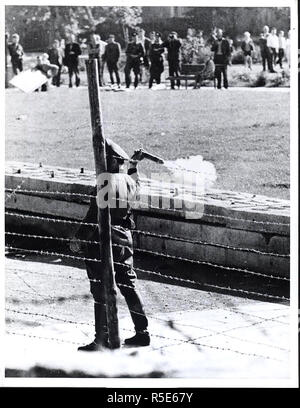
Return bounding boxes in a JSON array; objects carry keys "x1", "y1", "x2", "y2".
[{"x1": 75, "y1": 167, "x2": 139, "y2": 262}]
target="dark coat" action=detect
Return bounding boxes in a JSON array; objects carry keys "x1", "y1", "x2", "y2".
[
  {"x1": 103, "y1": 42, "x2": 121, "y2": 63},
  {"x1": 64, "y1": 42, "x2": 81, "y2": 66},
  {"x1": 161, "y1": 39, "x2": 181, "y2": 62},
  {"x1": 149, "y1": 43, "x2": 164, "y2": 75},
  {"x1": 8, "y1": 43, "x2": 24, "y2": 61},
  {"x1": 211, "y1": 38, "x2": 231, "y2": 64}
]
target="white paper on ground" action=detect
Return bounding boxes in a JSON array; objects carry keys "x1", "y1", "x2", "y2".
[{"x1": 9, "y1": 70, "x2": 48, "y2": 93}]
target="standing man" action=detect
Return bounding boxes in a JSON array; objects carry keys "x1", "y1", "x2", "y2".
[
  {"x1": 285, "y1": 30, "x2": 291, "y2": 69},
  {"x1": 148, "y1": 32, "x2": 164, "y2": 89},
  {"x1": 48, "y1": 39, "x2": 64, "y2": 87},
  {"x1": 8, "y1": 33, "x2": 24, "y2": 76},
  {"x1": 211, "y1": 28, "x2": 231, "y2": 90},
  {"x1": 124, "y1": 31, "x2": 144, "y2": 90},
  {"x1": 64, "y1": 33, "x2": 82, "y2": 88},
  {"x1": 267, "y1": 27, "x2": 279, "y2": 69},
  {"x1": 259, "y1": 26, "x2": 274, "y2": 72},
  {"x1": 137, "y1": 28, "x2": 151, "y2": 83},
  {"x1": 161, "y1": 31, "x2": 182, "y2": 90},
  {"x1": 277, "y1": 31, "x2": 286, "y2": 69},
  {"x1": 102, "y1": 34, "x2": 121, "y2": 88},
  {"x1": 71, "y1": 140, "x2": 150, "y2": 350}
]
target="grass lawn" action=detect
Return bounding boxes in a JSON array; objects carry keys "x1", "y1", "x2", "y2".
[{"x1": 5, "y1": 85, "x2": 290, "y2": 199}]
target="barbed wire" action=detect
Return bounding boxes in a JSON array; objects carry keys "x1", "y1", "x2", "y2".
[
  {"x1": 5, "y1": 245, "x2": 289, "y2": 301},
  {"x1": 148, "y1": 311, "x2": 290, "y2": 354},
  {"x1": 6, "y1": 307, "x2": 92, "y2": 327},
  {"x1": 6, "y1": 308, "x2": 287, "y2": 361},
  {"x1": 5, "y1": 211, "x2": 98, "y2": 228},
  {"x1": 5, "y1": 188, "x2": 290, "y2": 227},
  {"x1": 6, "y1": 266, "x2": 87, "y2": 282},
  {"x1": 5, "y1": 203, "x2": 290, "y2": 258},
  {"x1": 12, "y1": 271, "x2": 52, "y2": 301},
  {"x1": 5, "y1": 179, "x2": 26, "y2": 203},
  {"x1": 5, "y1": 265, "x2": 288, "y2": 325},
  {"x1": 131, "y1": 266, "x2": 289, "y2": 301},
  {"x1": 132, "y1": 229, "x2": 290, "y2": 258},
  {"x1": 5, "y1": 231, "x2": 289, "y2": 282},
  {"x1": 133, "y1": 248, "x2": 289, "y2": 281},
  {"x1": 6, "y1": 330, "x2": 82, "y2": 346},
  {"x1": 5, "y1": 188, "x2": 94, "y2": 200}
]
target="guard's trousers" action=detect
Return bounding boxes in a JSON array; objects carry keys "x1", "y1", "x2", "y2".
[{"x1": 84, "y1": 226, "x2": 148, "y2": 341}]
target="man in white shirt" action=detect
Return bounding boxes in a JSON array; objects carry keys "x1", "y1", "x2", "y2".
[
  {"x1": 267, "y1": 27, "x2": 279, "y2": 69},
  {"x1": 277, "y1": 30, "x2": 286, "y2": 69}
]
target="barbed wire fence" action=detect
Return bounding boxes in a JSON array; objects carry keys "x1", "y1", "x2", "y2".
[
  {"x1": 5, "y1": 179, "x2": 290, "y2": 364},
  {"x1": 5, "y1": 101, "x2": 291, "y2": 364}
]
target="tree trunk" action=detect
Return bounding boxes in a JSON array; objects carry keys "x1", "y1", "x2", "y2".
[
  {"x1": 85, "y1": 6, "x2": 96, "y2": 31},
  {"x1": 122, "y1": 24, "x2": 129, "y2": 47}
]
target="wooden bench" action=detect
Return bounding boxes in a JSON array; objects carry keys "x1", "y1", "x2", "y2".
[{"x1": 166, "y1": 64, "x2": 205, "y2": 89}]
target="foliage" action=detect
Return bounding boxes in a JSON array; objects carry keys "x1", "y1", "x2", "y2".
[
  {"x1": 5, "y1": 6, "x2": 142, "y2": 49},
  {"x1": 184, "y1": 7, "x2": 290, "y2": 38}
]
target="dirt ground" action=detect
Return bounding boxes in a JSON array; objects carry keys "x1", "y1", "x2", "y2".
[{"x1": 5, "y1": 256, "x2": 290, "y2": 379}]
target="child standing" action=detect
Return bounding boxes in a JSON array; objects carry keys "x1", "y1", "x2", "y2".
[{"x1": 8, "y1": 33, "x2": 24, "y2": 75}]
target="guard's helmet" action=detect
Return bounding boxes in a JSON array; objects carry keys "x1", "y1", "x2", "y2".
[{"x1": 106, "y1": 138, "x2": 129, "y2": 162}]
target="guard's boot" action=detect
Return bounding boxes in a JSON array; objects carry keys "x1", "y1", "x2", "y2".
[
  {"x1": 78, "y1": 341, "x2": 102, "y2": 352},
  {"x1": 78, "y1": 303, "x2": 109, "y2": 351},
  {"x1": 124, "y1": 330, "x2": 150, "y2": 347},
  {"x1": 75, "y1": 76, "x2": 80, "y2": 87}
]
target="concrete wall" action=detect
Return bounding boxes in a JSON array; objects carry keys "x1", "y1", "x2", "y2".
[{"x1": 5, "y1": 161, "x2": 290, "y2": 278}]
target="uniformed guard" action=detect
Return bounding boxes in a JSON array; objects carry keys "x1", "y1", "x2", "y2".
[
  {"x1": 124, "y1": 31, "x2": 144, "y2": 89},
  {"x1": 70, "y1": 139, "x2": 150, "y2": 350}
]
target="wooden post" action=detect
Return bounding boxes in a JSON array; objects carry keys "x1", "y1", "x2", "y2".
[
  {"x1": 5, "y1": 33, "x2": 9, "y2": 89},
  {"x1": 85, "y1": 57, "x2": 120, "y2": 349}
]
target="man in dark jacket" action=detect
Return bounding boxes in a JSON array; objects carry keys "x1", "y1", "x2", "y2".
[
  {"x1": 124, "y1": 31, "x2": 144, "y2": 89},
  {"x1": 211, "y1": 28, "x2": 231, "y2": 89},
  {"x1": 103, "y1": 34, "x2": 121, "y2": 87},
  {"x1": 8, "y1": 33, "x2": 24, "y2": 75},
  {"x1": 71, "y1": 139, "x2": 150, "y2": 351},
  {"x1": 161, "y1": 32, "x2": 181, "y2": 90},
  {"x1": 149, "y1": 32, "x2": 164, "y2": 88},
  {"x1": 64, "y1": 34, "x2": 82, "y2": 87}
]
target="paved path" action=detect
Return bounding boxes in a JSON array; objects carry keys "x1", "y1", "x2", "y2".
[{"x1": 5, "y1": 257, "x2": 290, "y2": 379}]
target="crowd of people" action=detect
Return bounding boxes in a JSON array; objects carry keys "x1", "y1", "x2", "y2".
[
  {"x1": 258, "y1": 26, "x2": 290, "y2": 72},
  {"x1": 7, "y1": 24, "x2": 291, "y2": 92}
]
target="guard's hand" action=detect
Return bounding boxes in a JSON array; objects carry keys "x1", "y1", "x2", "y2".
[
  {"x1": 70, "y1": 237, "x2": 81, "y2": 253},
  {"x1": 130, "y1": 149, "x2": 144, "y2": 163}
]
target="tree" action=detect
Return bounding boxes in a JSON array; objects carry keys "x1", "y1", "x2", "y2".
[
  {"x1": 5, "y1": 5, "x2": 143, "y2": 49},
  {"x1": 105, "y1": 7, "x2": 142, "y2": 45}
]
